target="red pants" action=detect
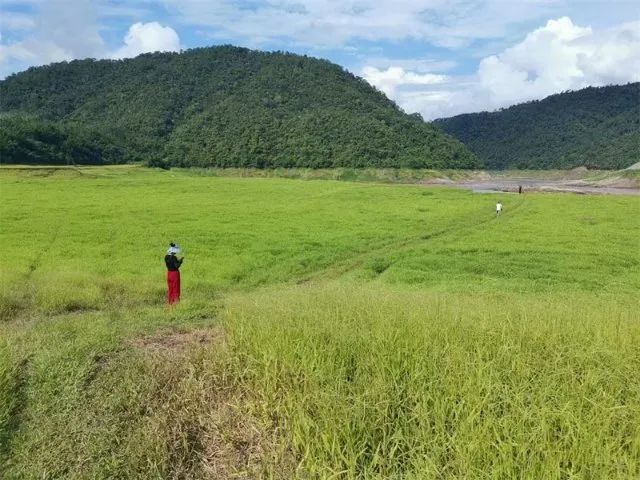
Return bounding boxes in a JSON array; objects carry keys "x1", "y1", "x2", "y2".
[{"x1": 167, "y1": 270, "x2": 181, "y2": 304}]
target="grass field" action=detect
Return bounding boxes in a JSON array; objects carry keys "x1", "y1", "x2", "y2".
[{"x1": 1, "y1": 166, "x2": 638, "y2": 479}]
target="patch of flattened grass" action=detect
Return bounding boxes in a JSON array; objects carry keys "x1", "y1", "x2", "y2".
[
  {"x1": 128, "y1": 326, "x2": 224, "y2": 353},
  {"x1": 365, "y1": 257, "x2": 393, "y2": 276}
]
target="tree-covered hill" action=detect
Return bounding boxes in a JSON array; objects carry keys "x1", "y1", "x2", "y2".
[
  {"x1": 433, "y1": 83, "x2": 639, "y2": 169},
  {"x1": 0, "y1": 46, "x2": 477, "y2": 168}
]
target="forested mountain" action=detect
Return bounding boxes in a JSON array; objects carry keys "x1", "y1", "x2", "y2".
[
  {"x1": 434, "y1": 83, "x2": 639, "y2": 169},
  {"x1": 0, "y1": 46, "x2": 477, "y2": 168}
]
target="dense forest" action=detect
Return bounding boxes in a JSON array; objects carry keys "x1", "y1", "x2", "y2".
[
  {"x1": 0, "y1": 46, "x2": 477, "y2": 168},
  {"x1": 434, "y1": 84, "x2": 639, "y2": 169},
  {"x1": 0, "y1": 115, "x2": 126, "y2": 165}
]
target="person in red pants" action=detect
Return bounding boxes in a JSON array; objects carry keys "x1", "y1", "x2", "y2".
[{"x1": 165, "y1": 243, "x2": 184, "y2": 304}]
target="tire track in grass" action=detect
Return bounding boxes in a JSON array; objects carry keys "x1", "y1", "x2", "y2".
[
  {"x1": 10, "y1": 224, "x2": 63, "y2": 320},
  {"x1": 298, "y1": 193, "x2": 527, "y2": 283},
  {"x1": 25, "y1": 225, "x2": 61, "y2": 279}
]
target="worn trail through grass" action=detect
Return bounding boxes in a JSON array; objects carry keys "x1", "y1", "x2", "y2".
[{"x1": 303, "y1": 193, "x2": 527, "y2": 283}]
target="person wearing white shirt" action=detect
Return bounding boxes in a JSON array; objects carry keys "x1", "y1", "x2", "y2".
[{"x1": 496, "y1": 202, "x2": 503, "y2": 216}]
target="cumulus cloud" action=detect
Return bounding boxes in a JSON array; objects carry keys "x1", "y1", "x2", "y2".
[
  {"x1": 0, "y1": 0, "x2": 108, "y2": 78},
  {"x1": 0, "y1": 0, "x2": 104, "y2": 72},
  {"x1": 363, "y1": 17, "x2": 640, "y2": 119},
  {"x1": 0, "y1": 0, "x2": 181, "y2": 78},
  {"x1": 110, "y1": 22, "x2": 182, "y2": 59},
  {"x1": 474, "y1": 17, "x2": 639, "y2": 107},
  {"x1": 362, "y1": 66, "x2": 447, "y2": 97},
  {"x1": 363, "y1": 57, "x2": 458, "y2": 74}
]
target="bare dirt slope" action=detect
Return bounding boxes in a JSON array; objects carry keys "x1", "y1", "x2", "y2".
[{"x1": 427, "y1": 169, "x2": 640, "y2": 195}]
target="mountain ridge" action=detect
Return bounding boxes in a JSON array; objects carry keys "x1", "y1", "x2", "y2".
[
  {"x1": 433, "y1": 83, "x2": 639, "y2": 169},
  {"x1": 0, "y1": 46, "x2": 478, "y2": 169}
]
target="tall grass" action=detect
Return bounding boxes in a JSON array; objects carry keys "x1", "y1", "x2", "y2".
[
  {"x1": 224, "y1": 285, "x2": 640, "y2": 479},
  {"x1": 0, "y1": 167, "x2": 638, "y2": 478}
]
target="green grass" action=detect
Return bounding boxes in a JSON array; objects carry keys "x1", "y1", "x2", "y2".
[
  {"x1": 224, "y1": 286, "x2": 639, "y2": 479},
  {"x1": 0, "y1": 166, "x2": 638, "y2": 479}
]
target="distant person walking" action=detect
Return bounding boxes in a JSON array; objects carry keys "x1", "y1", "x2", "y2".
[
  {"x1": 165, "y1": 242, "x2": 183, "y2": 304},
  {"x1": 518, "y1": 185, "x2": 523, "y2": 194},
  {"x1": 496, "y1": 201, "x2": 503, "y2": 217}
]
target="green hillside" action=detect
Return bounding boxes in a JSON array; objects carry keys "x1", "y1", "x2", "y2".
[
  {"x1": 0, "y1": 46, "x2": 477, "y2": 169},
  {"x1": 433, "y1": 83, "x2": 640, "y2": 169}
]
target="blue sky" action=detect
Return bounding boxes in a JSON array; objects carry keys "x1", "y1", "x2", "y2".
[{"x1": 1, "y1": 0, "x2": 638, "y2": 118}]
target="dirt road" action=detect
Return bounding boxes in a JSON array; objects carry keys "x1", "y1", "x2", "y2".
[{"x1": 457, "y1": 178, "x2": 639, "y2": 195}]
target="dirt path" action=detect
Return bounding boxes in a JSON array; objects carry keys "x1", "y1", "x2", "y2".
[{"x1": 427, "y1": 176, "x2": 640, "y2": 196}]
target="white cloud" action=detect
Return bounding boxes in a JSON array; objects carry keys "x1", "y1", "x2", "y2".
[
  {"x1": 0, "y1": 0, "x2": 105, "y2": 77},
  {"x1": 0, "y1": 12, "x2": 37, "y2": 31},
  {"x1": 362, "y1": 57, "x2": 458, "y2": 73},
  {"x1": 362, "y1": 66, "x2": 447, "y2": 97},
  {"x1": 0, "y1": 0, "x2": 181, "y2": 78},
  {"x1": 166, "y1": 0, "x2": 561, "y2": 48},
  {"x1": 110, "y1": 22, "x2": 181, "y2": 59},
  {"x1": 363, "y1": 17, "x2": 640, "y2": 119}
]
